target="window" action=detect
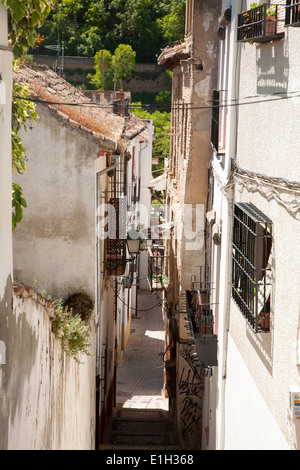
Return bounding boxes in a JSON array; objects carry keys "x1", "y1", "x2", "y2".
[
  {"x1": 232, "y1": 203, "x2": 272, "y2": 332},
  {"x1": 104, "y1": 157, "x2": 127, "y2": 275},
  {"x1": 285, "y1": 0, "x2": 300, "y2": 26}
]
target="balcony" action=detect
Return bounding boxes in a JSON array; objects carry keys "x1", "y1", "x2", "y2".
[
  {"x1": 237, "y1": 3, "x2": 284, "y2": 43},
  {"x1": 105, "y1": 239, "x2": 127, "y2": 276},
  {"x1": 185, "y1": 267, "x2": 218, "y2": 369},
  {"x1": 148, "y1": 245, "x2": 168, "y2": 291},
  {"x1": 285, "y1": 0, "x2": 300, "y2": 26}
]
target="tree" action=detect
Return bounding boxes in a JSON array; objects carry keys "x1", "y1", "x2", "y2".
[
  {"x1": 157, "y1": 0, "x2": 186, "y2": 46},
  {"x1": 89, "y1": 44, "x2": 136, "y2": 91},
  {"x1": 131, "y1": 103, "x2": 170, "y2": 176},
  {"x1": 2, "y1": 0, "x2": 55, "y2": 58},
  {"x1": 34, "y1": 0, "x2": 186, "y2": 62}
]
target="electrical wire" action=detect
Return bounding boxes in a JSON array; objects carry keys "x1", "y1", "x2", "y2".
[
  {"x1": 12, "y1": 89, "x2": 300, "y2": 113},
  {"x1": 116, "y1": 293, "x2": 163, "y2": 312}
]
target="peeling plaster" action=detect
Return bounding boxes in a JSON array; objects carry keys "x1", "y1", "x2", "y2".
[
  {"x1": 195, "y1": 73, "x2": 212, "y2": 99},
  {"x1": 203, "y1": 11, "x2": 214, "y2": 32}
]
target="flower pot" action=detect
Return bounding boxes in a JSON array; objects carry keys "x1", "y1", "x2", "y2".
[{"x1": 265, "y1": 15, "x2": 277, "y2": 36}]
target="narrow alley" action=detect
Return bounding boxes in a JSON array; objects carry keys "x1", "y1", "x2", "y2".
[{"x1": 99, "y1": 289, "x2": 179, "y2": 450}]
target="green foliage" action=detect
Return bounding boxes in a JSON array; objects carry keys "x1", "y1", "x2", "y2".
[
  {"x1": 89, "y1": 44, "x2": 136, "y2": 90},
  {"x1": 3, "y1": 0, "x2": 50, "y2": 228},
  {"x1": 52, "y1": 299, "x2": 92, "y2": 363},
  {"x1": 33, "y1": 280, "x2": 93, "y2": 363},
  {"x1": 157, "y1": 0, "x2": 186, "y2": 46},
  {"x1": 132, "y1": 102, "x2": 170, "y2": 176},
  {"x1": 11, "y1": 62, "x2": 39, "y2": 229},
  {"x1": 2, "y1": 0, "x2": 55, "y2": 58},
  {"x1": 34, "y1": 0, "x2": 186, "y2": 63},
  {"x1": 12, "y1": 183, "x2": 27, "y2": 230},
  {"x1": 154, "y1": 91, "x2": 171, "y2": 111}
]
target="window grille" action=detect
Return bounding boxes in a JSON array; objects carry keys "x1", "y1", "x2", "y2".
[
  {"x1": 232, "y1": 203, "x2": 272, "y2": 332},
  {"x1": 285, "y1": 0, "x2": 300, "y2": 26},
  {"x1": 104, "y1": 157, "x2": 127, "y2": 275},
  {"x1": 211, "y1": 90, "x2": 220, "y2": 153},
  {"x1": 185, "y1": 267, "x2": 218, "y2": 369}
]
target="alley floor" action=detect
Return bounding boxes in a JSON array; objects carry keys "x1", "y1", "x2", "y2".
[{"x1": 99, "y1": 288, "x2": 179, "y2": 450}]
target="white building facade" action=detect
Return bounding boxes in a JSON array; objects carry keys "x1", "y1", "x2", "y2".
[
  {"x1": 0, "y1": 4, "x2": 13, "y2": 371},
  {"x1": 207, "y1": 0, "x2": 300, "y2": 450}
]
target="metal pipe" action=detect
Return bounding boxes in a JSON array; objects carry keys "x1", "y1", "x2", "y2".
[{"x1": 97, "y1": 154, "x2": 119, "y2": 176}]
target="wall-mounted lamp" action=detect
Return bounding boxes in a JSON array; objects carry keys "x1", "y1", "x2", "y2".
[{"x1": 127, "y1": 238, "x2": 142, "y2": 257}]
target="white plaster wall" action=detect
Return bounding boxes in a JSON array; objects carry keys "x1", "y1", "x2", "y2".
[
  {"x1": 138, "y1": 120, "x2": 154, "y2": 289},
  {"x1": 228, "y1": 187, "x2": 300, "y2": 449},
  {"x1": 1, "y1": 291, "x2": 96, "y2": 450},
  {"x1": 13, "y1": 105, "x2": 99, "y2": 302},
  {"x1": 224, "y1": 334, "x2": 290, "y2": 450},
  {"x1": 237, "y1": 31, "x2": 300, "y2": 182},
  {"x1": 209, "y1": 0, "x2": 300, "y2": 451},
  {"x1": 0, "y1": 5, "x2": 13, "y2": 297}
]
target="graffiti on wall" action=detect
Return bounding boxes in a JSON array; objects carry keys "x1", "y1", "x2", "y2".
[{"x1": 179, "y1": 347, "x2": 204, "y2": 437}]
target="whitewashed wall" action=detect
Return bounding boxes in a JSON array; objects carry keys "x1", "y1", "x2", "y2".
[
  {"x1": 0, "y1": 287, "x2": 95, "y2": 450},
  {"x1": 13, "y1": 104, "x2": 100, "y2": 303}
]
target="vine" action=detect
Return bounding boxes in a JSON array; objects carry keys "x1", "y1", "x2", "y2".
[
  {"x1": 2, "y1": 0, "x2": 54, "y2": 228},
  {"x1": 11, "y1": 61, "x2": 38, "y2": 229},
  {"x1": 33, "y1": 281, "x2": 93, "y2": 363}
]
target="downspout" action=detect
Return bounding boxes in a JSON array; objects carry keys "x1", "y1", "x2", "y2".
[
  {"x1": 218, "y1": 0, "x2": 242, "y2": 451},
  {"x1": 95, "y1": 151, "x2": 119, "y2": 448}
]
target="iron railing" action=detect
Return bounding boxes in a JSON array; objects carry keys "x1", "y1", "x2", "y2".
[
  {"x1": 285, "y1": 0, "x2": 300, "y2": 26},
  {"x1": 103, "y1": 155, "x2": 127, "y2": 275},
  {"x1": 232, "y1": 203, "x2": 272, "y2": 333},
  {"x1": 185, "y1": 267, "x2": 218, "y2": 368},
  {"x1": 237, "y1": 3, "x2": 284, "y2": 42},
  {"x1": 148, "y1": 245, "x2": 168, "y2": 291}
]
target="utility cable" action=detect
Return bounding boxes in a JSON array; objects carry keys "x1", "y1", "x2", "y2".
[
  {"x1": 12, "y1": 89, "x2": 300, "y2": 112},
  {"x1": 116, "y1": 293, "x2": 163, "y2": 312}
]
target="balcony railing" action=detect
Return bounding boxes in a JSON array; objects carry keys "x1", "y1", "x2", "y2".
[
  {"x1": 148, "y1": 245, "x2": 168, "y2": 291},
  {"x1": 185, "y1": 267, "x2": 218, "y2": 369},
  {"x1": 285, "y1": 0, "x2": 300, "y2": 26},
  {"x1": 237, "y1": 3, "x2": 284, "y2": 43}
]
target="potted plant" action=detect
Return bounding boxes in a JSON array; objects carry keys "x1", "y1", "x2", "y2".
[{"x1": 265, "y1": 5, "x2": 277, "y2": 36}]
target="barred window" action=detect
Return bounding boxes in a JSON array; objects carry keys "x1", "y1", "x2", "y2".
[
  {"x1": 285, "y1": 0, "x2": 300, "y2": 26},
  {"x1": 232, "y1": 203, "x2": 272, "y2": 332}
]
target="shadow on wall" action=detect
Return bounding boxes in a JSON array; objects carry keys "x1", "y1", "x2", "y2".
[{"x1": 256, "y1": 40, "x2": 289, "y2": 95}]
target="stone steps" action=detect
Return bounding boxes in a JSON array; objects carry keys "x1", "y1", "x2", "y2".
[{"x1": 99, "y1": 407, "x2": 180, "y2": 450}]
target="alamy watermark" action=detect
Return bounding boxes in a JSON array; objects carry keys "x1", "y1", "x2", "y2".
[{"x1": 96, "y1": 198, "x2": 205, "y2": 251}]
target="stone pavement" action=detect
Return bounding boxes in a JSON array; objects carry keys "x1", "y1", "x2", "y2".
[{"x1": 99, "y1": 289, "x2": 179, "y2": 450}]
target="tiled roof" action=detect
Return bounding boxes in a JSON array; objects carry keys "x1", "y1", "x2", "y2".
[{"x1": 14, "y1": 64, "x2": 148, "y2": 150}]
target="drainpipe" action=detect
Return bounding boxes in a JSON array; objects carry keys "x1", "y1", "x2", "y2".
[
  {"x1": 217, "y1": 0, "x2": 242, "y2": 451},
  {"x1": 95, "y1": 151, "x2": 119, "y2": 448}
]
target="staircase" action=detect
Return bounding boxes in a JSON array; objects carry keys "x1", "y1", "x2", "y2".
[{"x1": 99, "y1": 406, "x2": 180, "y2": 450}]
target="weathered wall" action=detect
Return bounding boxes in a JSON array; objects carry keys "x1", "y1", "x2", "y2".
[
  {"x1": 0, "y1": 4, "x2": 13, "y2": 369},
  {"x1": 209, "y1": 0, "x2": 300, "y2": 451},
  {"x1": 13, "y1": 104, "x2": 99, "y2": 303},
  {"x1": 163, "y1": 0, "x2": 221, "y2": 451},
  {"x1": 0, "y1": 286, "x2": 95, "y2": 450}
]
